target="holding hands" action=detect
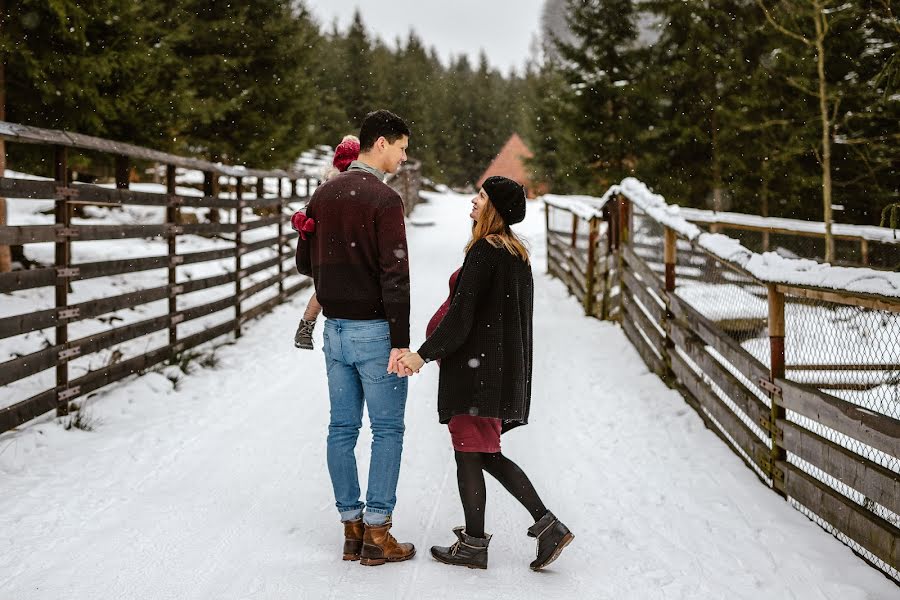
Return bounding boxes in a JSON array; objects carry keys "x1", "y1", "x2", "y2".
[
  {"x1": 387, "y1": 348, "x2": 425, "y2": 377},
  {"x1": 399, "y1": 351, "x2": 425, "y2": 374}
]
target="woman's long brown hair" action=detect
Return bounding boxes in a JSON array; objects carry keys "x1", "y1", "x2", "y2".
[{"x1": 465, "y1": 196, "x2": 530, "y2": 263}]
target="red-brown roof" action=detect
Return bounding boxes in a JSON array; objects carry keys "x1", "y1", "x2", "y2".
[{"x1": 476, "y1": 133, "x2": 541, "y2": 197}]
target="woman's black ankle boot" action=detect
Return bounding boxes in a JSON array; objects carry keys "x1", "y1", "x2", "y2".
[
  {"x1": 527, "y1": 511, "x2": 574, "y2": 570},
  {"x1": 430, "y1": 527, "x2": 491, "y2": 569}
]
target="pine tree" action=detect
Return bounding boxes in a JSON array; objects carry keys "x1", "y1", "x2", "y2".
[
  {"x1": 1, "y1": 0, "x2": 183, "y2": 146},
  {"x1": 333, "y1": 10, "x2": 377, "y2": 131},
  {"x1": 554, "y1": 0, "x2": 643, "y2": 192},
  {"x1": 388, "y1": 31, "x2": 441, "y2": 179},
  {"x1": 637, "y1": 1, "x2": 758, "y2": 211},
  {"x1": 523, "y1": 48, "x2": 579, "y2": 194},
  {"x1": 828, "y1": 1, "x2": 900, "y2": 225},
  {"x1": 171, "y1": 0, "x2": 321, "y2": 166}
]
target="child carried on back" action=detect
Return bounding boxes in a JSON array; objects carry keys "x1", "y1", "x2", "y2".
[{"x1": 292, "y1": 135, "x2": 360, "y2": 349}]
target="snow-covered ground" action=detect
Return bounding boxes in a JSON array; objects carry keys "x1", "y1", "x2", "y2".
[{"x1": 1, "y1": 191, "x2": 897, "y2": 599}]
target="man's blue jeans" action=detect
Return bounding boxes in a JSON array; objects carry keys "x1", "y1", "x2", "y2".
[{"x1": 322, "y1": 318, "x2": 408, "y2": 525}]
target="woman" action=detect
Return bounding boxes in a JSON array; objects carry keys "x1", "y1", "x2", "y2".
[{"x1": 399, "y1": 176, "x2": 573, "y2": 571}]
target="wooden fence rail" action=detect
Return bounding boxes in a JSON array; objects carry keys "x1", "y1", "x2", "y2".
[{"x1": 544, "y1": 188, "x2": 900, "y2": 581}]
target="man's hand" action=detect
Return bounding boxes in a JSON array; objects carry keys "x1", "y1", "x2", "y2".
[
  {"x1": 398, "y1": 351, "x2": 425, "y2": 374},
  {"x1": 388, "y1": 348, "x2": 415, "y2": 377}
]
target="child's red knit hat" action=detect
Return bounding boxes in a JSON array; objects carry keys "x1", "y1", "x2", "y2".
[{"x1": 333, "y1": 137, "x2": 360, "y2": 173}]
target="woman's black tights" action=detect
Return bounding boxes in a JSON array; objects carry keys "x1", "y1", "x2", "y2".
[{"x1": 454, "y1": 451, "x2": 548, "y2": 538}]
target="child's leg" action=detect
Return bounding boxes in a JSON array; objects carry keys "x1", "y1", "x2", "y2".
[{"x1": 303, "y1": 293, "x2": 322, "y2": 321}]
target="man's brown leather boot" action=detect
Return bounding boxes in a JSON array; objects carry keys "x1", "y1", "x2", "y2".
[
  {"x1": 359, "y1": 519, "x2": 416, "y2": 566},
  {"x1": 342, "y1": 518, "x2": 364, "y2": 561}
]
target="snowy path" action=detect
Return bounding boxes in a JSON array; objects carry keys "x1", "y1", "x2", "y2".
[{"x1": 1, "y1": 192, "x2": 896, "y2": 600}]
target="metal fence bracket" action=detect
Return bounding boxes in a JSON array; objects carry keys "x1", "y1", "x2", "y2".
[
  {"x1": 58, "y1": 386, "x2": 81, "y2": 402},
  {"x1": 55, "y1": 186, "x2": 79, "y2": 201},
  {"x1": 757, "y1": 378, "x2": 782, "y2": 396},
  {"x1": 56, "y1": 227, "x2": 80, "y2": 239},
  {"x1": 57, "y1": 307, "x2": 80, "y2": 320},
  {"x1": 58, "y1": 346, "x2": 82, "y2": 360}
]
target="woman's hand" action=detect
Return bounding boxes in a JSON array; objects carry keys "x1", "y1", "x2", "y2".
[{"x1": 399, "y1": 351, "x2": 425, "y2": 373}]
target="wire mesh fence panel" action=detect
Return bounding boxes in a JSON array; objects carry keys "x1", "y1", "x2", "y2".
[
  {"x1": 787, "y1": 496, "x2": 900, "y2": 582},
  {"x1": 777, "y1": 293, "x2": 900, "y2": 581},
  {"x1": 869, "y1": 239, "x2": 900, "y2": 270},
  {"x1": 782, "y1": 300, "x2": 900, "y2": 420}
]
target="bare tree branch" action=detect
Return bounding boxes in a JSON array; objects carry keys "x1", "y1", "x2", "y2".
[
  {"x1": 878, "y1": 0, "x2": 900, "y2": 35},
  {"x1": 739, "y1": 119, "x2": 792, "y2": 131},
  {"x1": 786, "y1": 76, "x2": 818, "y2": 97},
  {"x1": 756, "y1": 0, "x2": 814, "y2": 46},
  {"x1": 835, "y1": 132, "x2": 900, "y2": 145}
]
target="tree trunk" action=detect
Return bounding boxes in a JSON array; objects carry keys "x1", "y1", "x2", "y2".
[
  {"x1": 813, "y1": 3, "x2": 835, "y2": 262},
  {"x1": 761, "y1": 158, "x2": 770, "y2": 251},
  {"x1": 710, "y1": 106, "x2": 723, "y2": 213}
]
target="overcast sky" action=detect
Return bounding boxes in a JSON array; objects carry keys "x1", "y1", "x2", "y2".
[{"x1": 303, "y1": 0, "x2": 546, "y2": 74}]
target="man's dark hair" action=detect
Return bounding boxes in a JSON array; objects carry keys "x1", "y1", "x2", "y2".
[{"x1": 359, "y1": 110, "x2": 410, "y2": 151}]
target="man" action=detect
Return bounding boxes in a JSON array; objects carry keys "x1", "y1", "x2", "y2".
[{"x1": 296, "y1": 110, "x2": 416, "y2": 566}]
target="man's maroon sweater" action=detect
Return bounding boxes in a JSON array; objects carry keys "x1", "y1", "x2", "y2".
[{"x1": 295, "y1": 170, "x2": 410, "y2": 348}]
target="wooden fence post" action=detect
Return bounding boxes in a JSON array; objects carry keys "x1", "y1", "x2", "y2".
[
  {"x1": 663, "y1": 227, "x2": 677, "y2": 384},
  {"x1": 115, "y1": 155, "x2": 129, "y2": 189},
  {"x1": 54, "y1": 145, "x2": 71, "y2": 416},
  {"x1": 664, "y1": 228, "x2": 677, "y2": 292},
  {"x1": 235, "y1": 177, "x2": 244, "y2": 338},
  {"x1": 166, "y1": 165, "x2": 179, "y2": 353},
  {"x1": 767, "y1": 284, "x2": 787, "y2": 496},
  {"x1": 0, "y1": 58, "x2": 9, "y2": 273},
  {"x1": 570, "y1": 213, "x2": 578, "y2": 247},
  {"x1": 860, "y1": 238, "x2": 869, "y2": 266},
  {"x1": 255, "y1": 176, "x2": 264, "y2": 205},
  {"x1": 292, "y1": 178, "x2": 300, "y2": 198},
  {"x1": 599, "y1": 204, "x2": 613, "y2": 320},
  {"x1": 204, "y1": 170, "x2": 220, "y2": 223},
  {"x1": 544, "y1": 204, "x2": 551, "y2": 275},
  {"x1": 584, "y1": 216, "x2": 600, "y2": 316},
  {"x1": 616, "y1": 195, "x2": 632, "y2": 318},
  {"x1": 278, "y1": 178, "x2": 286, "y2": 298}
]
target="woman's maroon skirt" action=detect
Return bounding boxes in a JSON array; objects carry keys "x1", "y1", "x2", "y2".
[{"x1": 448, "y1": 414, "x2": 502, "y2": 453}]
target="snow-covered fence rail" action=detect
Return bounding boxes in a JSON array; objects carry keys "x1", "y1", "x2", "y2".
[
  {"x1": 0, "y1": 121, "x2": 317, "y2": 433},
  {"x1": 544, "y1": 179, "x2": 900, "y2": 582},
  {"x1": 675, "y1": 207, "x2": 899, "y2": 270}
]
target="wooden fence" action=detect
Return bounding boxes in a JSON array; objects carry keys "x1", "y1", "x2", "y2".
[
  {"x1": 545, "y1": 190, "x2": 900, "y2": 581},
  {"x1": 387, "y1": 158, "x2": 422, "y2": 217},
  {"x1": 0, "y1": 122, "x2": 358, "y2": 433}
]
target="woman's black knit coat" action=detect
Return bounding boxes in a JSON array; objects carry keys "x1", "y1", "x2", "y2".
[{"x1": 417, "y1": 238, "x2": 533, "y2": 433}]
